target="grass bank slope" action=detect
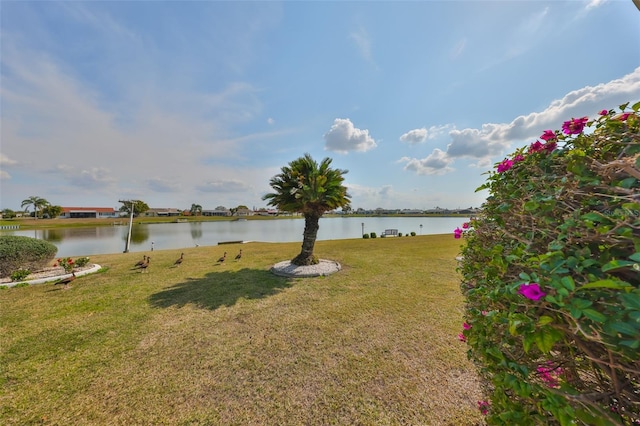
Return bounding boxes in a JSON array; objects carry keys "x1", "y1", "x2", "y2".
[{"x1": 0, "y1": 235, "x2": 483, "y2": 425}]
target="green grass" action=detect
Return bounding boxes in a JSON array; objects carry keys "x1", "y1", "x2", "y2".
[{"x1": 0, "y1": 235, "x2": 483, "y2": 425}]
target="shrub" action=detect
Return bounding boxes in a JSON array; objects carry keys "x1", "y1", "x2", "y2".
[
  {"x1": 458, "y1": 102, "x2": 640, "y2": 424},
  {"x1": 0, "y1": 236, "x2": 57, "y2": 277},
  {"x1": 75, "y1": 256, "x2": 91, "y2": 267},
  {"x1": 411, "y1": 231, "x2": 416, "y2": 236},
  {"x1": 362, "y1": 233, "x2": 370, "y2": 239},
  {"x1": 10, "y1": 269, "x2": 31, "y2": 282},
  {"x1": 398, "y1": 232, "x2": 403, "y2": 237},
  {"x1": 55, "y1": 257, "x2": 75, "y2": 273},
  {"x1": 369, "y1": 232, "x2": 377, "y2": 239}
]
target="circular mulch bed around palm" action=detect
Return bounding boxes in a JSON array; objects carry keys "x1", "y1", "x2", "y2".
[{"x1": 270, "y1": 259, "x2": 341, "y2": 277}]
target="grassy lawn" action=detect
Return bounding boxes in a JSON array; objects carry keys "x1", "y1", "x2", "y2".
[{"x1": 0, "y1": 235, "x2": 483, "y2": 425}]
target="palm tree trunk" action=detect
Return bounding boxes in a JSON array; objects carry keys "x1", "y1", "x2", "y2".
[{"x1": 292, "y1": 212, "x2": 320, "y2": 265}]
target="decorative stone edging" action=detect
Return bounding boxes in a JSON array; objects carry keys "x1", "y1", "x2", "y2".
[{"x1": 1, "y1": 264, "x2": 103, "y2": 288}]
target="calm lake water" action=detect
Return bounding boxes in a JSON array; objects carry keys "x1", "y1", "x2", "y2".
[{"x1": 2, "y1": 217, "x2": 466, "y2": 257}]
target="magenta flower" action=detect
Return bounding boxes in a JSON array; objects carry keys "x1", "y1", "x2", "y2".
[
  {"x1": 497, "y1": 158, "x2": 513, "y2": 173},
  {"x1": 477, "y1": 400, "x2": 490, "y2": 415},
  {"x1": 513, "y1": 154, "x2": 525, "y2": 163},
  {"x1": 518, "y1": 282, "x2": 546, "y2": 301},
  {"x1": 562, "y1": 116, "x2": 589, "y2": 135},
  {"x1": 544, "y1": 141, "x2": 557, "y2": 153},
  {"x1": 616, "y1": 112, "x2": 631, "y2": 121},
  {"x1": 463, "y1": 322, "x2": 472, "y2": 330},
  {"x1": 537, "y1": 362, "x2": 563, "y2": 388},
  {"x1": 529, "y1": 140, "x2": 544, "y2": 153},
  {"x1": 453, "y1": 227, "x2": 463, "y2": 239},
  {"x1": 599, "y1": 109, "x2": 608, "y2": 116},
  {"x1": 540, "y1": 130, "x2": 556, "y2": 141},
  {"x1": 462, "y1": 222, "x2": 470, "y2": 229},
  {"x1": 457, "y1": 333, "x2": 467, "y2": 342}
]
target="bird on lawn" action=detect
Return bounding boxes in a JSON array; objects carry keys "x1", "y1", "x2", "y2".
[
  {"x1": 139, "y1": 257, "x2": 150, "y2": 273},
  {"x1": 54, "y1": 271, "x2": 76, "y2": 289},
  {"x1": 133, "y1": 255, "x2": 147, "y2": 269},
  {"x1": 216, "y1": 252, "x2": 227, "y2": 264},
  {"x1": 235, "y1": 249, "x2": 243, "y2": 261},
  {"x1": 174, "y1": 253, "x2": 184, "y2": 267}
]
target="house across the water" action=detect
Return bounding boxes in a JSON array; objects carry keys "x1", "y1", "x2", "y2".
[{"x1": 59, "y1": 207, "x2": 118, "y2": 219}]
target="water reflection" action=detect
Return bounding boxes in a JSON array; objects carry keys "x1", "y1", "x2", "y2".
[
  {"x1": 190, "y1": 222, "x2": 203, "y2": 241},
  {"x1": 126, "y1": 225, "x2": 150, "y2": 245},
  {"x1": 42, "y1": 229, "x2": 64, "y2": 243}
]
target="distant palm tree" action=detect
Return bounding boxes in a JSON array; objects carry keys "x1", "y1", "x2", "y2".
[
  {"x1": 21, "y1": 196, "x2": 49, "y2": 220},
  {"x1": 263, "y1": 153, "x2": 350, "y2": 265},
  {"x1": 190, "y1": 203, "x2": 202, "y2": 216}
]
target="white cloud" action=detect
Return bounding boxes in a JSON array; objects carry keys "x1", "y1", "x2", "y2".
[
  {"x1": 450, "y1": 38, "x2": 466, "y2": 60},
  {"x1": 147, "y1": 178, "x2": 182, "y2": 193},
  {"x1": 324, "y1": 118, "x2": 377, "y2": 154},
  {"x1": 0, "y1": 153, "x2": 18, "y2": 166},
  {"x1": 399, "y1": 149, "x2": 454, "y2": 176},
  {"x1": 378, "y1": 185, "x2": 393, "y2": 197},
  {"x1": 410, "y1": 67, "x2": 640, "y2": 173},
  {"x1": 400, "y1": 125, "x2": 452, "y2": 144},
  {"x1": 0, "y1": 37, "x2": 277, "y2": 209},
  {"x1": 400, "y1": 128, "x2": 427, "y2": 144},
  {"x1": 586, "y1": 0, "x2": 608, "y2": 11},
  {"x1": 50, "y1": 165, "x2": 117, "y2": 190},
  {"x1": 196, "y1": 179, "x2": 253, "y2": 194},
  {"x1": 350, "y1": 24, "x2": 373, "y2": 63}
]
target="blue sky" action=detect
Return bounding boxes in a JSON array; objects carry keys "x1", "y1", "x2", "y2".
[{"x1": 1, "y1": 1, "x2": 639, "y2": 212}]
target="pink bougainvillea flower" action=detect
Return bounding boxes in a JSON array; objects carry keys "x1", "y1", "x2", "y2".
[
  {"x1": 496, "y1": 159, "x2": 513, "y2": 173},
  {"x1": 513, "y1": 154, "x2": 525, "y2": 163},
  {"x1": 599, "y1": 109, "x2": 608, "y2": 116},
  {"x1": 540, "y1": 130, "x2": 556, "y2": 141},
  {"x1": 616, "y1": 112, "x2": 631, "y2": 121},
  {"x1": 477, "y1": 400, "x2": 490, "y2": 415},
  {"x1": 561, "y1": 116, "x2": 589, "y2": 135},
  {"x1": 463, "y1": 322, "x2": 472, "y2": 330},
  {"x1": 457, "y1": 333, "x2": 467, "y2": 342},
  {"x1": 537, "y1": 362, "x2": 563, "y2": 388},
  {"x1": 529, "y1": 140, "x2": 544, "y2": 153},
  {"x1": 481, "y1": 310, "x2": 488, "y2": 316},
  {"x1": 518, "y1": 282, "x2": 546, "y2": 301},
  {"x1": 462, "y1": 222, "x2": 470, "y2": 229},
  {"x1": 453, "y1": 227, "x2": 463, "y2": 239},
  {"x1": 544, "y1": 141, "x2": 557, "y2": 153}
]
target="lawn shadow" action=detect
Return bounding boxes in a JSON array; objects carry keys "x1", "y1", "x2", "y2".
[{"x1": 148, "y1": 267, "x2": 292, "y2": 311}]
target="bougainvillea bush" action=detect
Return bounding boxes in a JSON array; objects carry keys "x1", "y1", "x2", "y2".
[{"x1": 458, "y1": 102, "x2": 640, "y2": 425}]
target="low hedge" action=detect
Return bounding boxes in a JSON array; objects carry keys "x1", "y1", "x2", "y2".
[
  {"x1": 459, "y1": 102, "x2": 640, "y2": 424},
  {"x1": 0, "y1": 236, "x2": 58, "y2": 277}
]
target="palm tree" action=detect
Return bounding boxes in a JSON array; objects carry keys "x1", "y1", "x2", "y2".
[
  {"x1": 21, "y1": 196, "x2": 49, "y2": 220},
  {"x1": 263, "y1": 153, "x2": 350, "y2": 266}
]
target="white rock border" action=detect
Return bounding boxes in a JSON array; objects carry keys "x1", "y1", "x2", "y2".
[
  {"x1": 270, "y1": 259, "x2": 341, "y2": 278},
  {"x1": 2, "y1": 264, "x2": 102, "y2": 288}
]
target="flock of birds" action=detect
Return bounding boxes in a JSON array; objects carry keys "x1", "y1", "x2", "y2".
[
  {"x1": 132, "y1": 249, "x2": 242, "y2": 272},
  {"x1": 130, "y1": 248, "x2": 243, "y2": 273},
  {"x1": 53, "y1": 248, "x2": 244, "y2": 289}
]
